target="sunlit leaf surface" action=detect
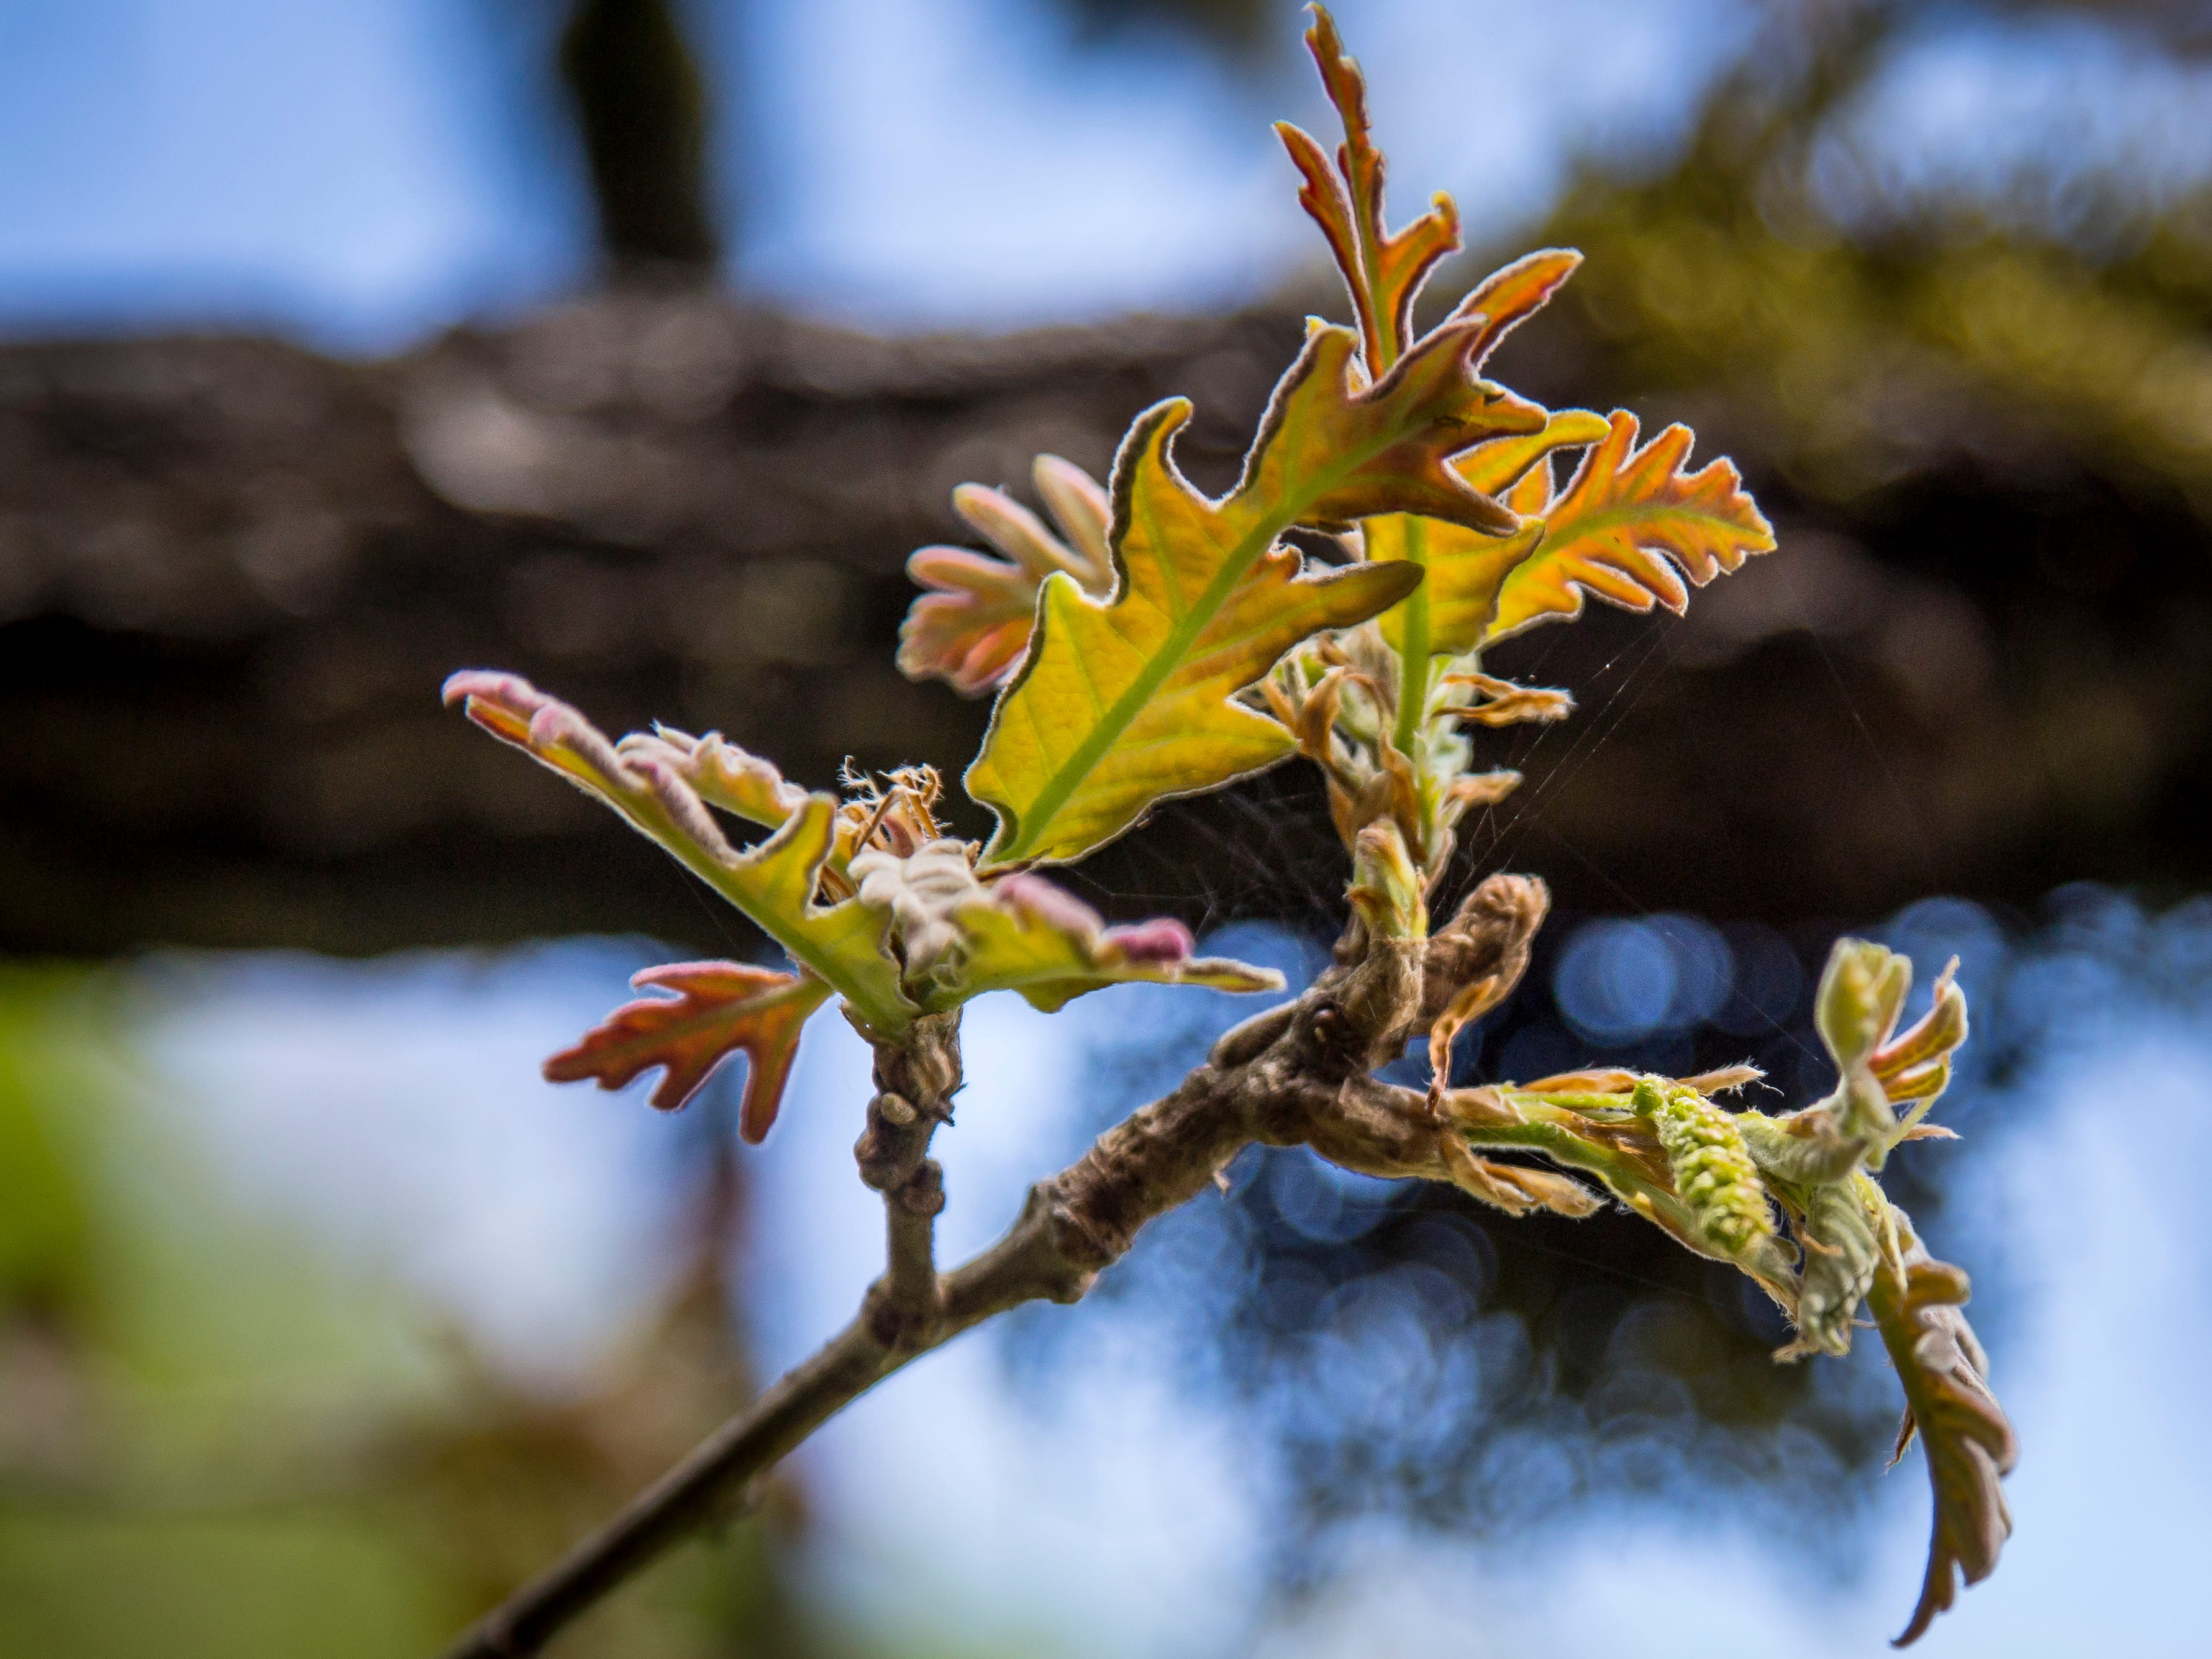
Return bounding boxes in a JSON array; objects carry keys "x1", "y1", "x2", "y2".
[
  {"x1": 967, "y1": 319, "x2": 1543, "y2": 868},
  {"x1": 1484, "y1": 410, "x2": 1776, "y2": 643}
]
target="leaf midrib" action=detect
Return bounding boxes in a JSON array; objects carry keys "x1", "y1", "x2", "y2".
[
  {"x1": 1523, "y1": 495, "x2": 1762, "y2": 560},
  {"x1": 649, "y1": 803, "x2": 913, "y2": 1031},
  {"x1": 993, "y1": 434, "x2": 1402, "y2": 863}
]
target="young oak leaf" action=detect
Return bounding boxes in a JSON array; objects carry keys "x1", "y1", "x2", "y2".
[
  {"x1": 1483, "y1": 410, "x2": 1777, "y2": 644},
  {"x1": 546, "y1": 962, "x2": 831, "y2": 1142},
  {"x1": 1370, "y1": 407, "x2": 1613, "y2": 660},
  {"x1": 1448, "y1": 246, "x2": 1586, "y2": 371},
  {"x1": 1275, "y1": 6, "x2": 1459, "y2": 373},
  {"x1": 1357, "y1": 246, "x2": 1591, "y2": 672},
  {"x1": 1274, "y1": 6, "x2": 1593, "y2": 689},
  {"x1": 899, "y1": 457, "x2": 1114, "y2": 696},
  {"x1": 1869, "y1": 1246, "x2": 2018, "y2": 1647},
  {"x1": 619, "y1": 727, "x2": 809, "y2": 832},
  {"x1": 965, "y1": 317, "x2": 1545, "y2": 869},
  {"x1": 849, "y1": 839, "x2": 1283, "y2": 1014},
  {"x1": 1795, "y1": 938, "x2": 1972, "y2": 1165},
  {"x1": 442, "y1": 671, "x2": 914, "y2": 1035}
]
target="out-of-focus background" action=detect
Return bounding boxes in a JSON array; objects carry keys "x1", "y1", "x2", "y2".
[{"x1": 4, "y1": 0, "x2": 2211, "y2": 1653}]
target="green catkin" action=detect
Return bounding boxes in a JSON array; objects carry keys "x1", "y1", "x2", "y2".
[{"x1": 1633, "y1": 1077, "x2": 1780, "y2": 1261}]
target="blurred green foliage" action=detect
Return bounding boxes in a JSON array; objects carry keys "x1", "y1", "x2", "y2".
[
  {"x1": 1529, "y1": 7, "x2": 2212, "y2": 517},
  {"x1": 0, "y1": 969, "x2": 814, "y2": 1658}
]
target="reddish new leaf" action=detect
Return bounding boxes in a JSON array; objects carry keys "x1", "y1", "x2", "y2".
[
  {"x1": 1870, "y1": 1250, "x2": 2018, "y2": 1647},
  {"x1": 1276, "y1": 6, "x2": 1460, "y2": 371},
  {"x1": 444, "y1": 671, "x2": 912, "y2": 1034},
  {"x1": 546, "y1": 961, "x2": 831, "y2": 1142},
  {"x1": 899, "y1": 457, "x2": 1114, "y2": 696}
]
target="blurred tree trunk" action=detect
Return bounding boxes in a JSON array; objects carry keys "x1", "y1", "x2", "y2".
[
  {"x1": 1, "y1": 264, "x2": 2206, "y2": 958},
  {"x1": 4, "y1": 0, "x2": 2211, "y2": 955},
  {"x1": 558, "y1": 0, "x2": 721, "y2": 272}
]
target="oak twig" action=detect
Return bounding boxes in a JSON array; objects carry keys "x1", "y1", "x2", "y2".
[
  {"x1": 437, "y1": 878, "x2": 1547, "y2": 1658},
  {"x1": 854, "y1": 1010, "x2": 960, "y2": 1347}
]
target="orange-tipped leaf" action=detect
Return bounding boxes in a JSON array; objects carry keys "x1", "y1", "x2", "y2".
[
  {"x1": 547, "y1": 962, "x2": 831, "y2": 1140},
  {"x1": 1277, "y1": 6, "x2": 1462, "y2": 371},
  {"x1": 1483, "y1": 411, "x2": 1775, "y2": 644},
  {"x1": 1449, "y1": 247, "x2": 1586, "y2": 371}
]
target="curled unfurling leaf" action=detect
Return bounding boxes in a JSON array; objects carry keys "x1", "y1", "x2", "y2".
[
  {"x1": 1818, "y1": 935, "x2": 1914, "y2": 1076},
  {"x1": 1419, "y1": 874, "x2": 1549, "y2": 1032},
  {"x1": 900, "y1": 458, "x2": 1115, "y2": 696},
  {"x1": 546, "y1": 961, "x2": 831, "y2": 1141},
  {"x1": 1872, "y1": 958, "x2": 1969, "y2": 1124},
  {"x1": 850, "y1": 839, "x2": 985, "y2": 986},
  {"x1": 442, "y1": 671, "x2": 913, "y2": 1034},
  {"x1": 1781, "y1": 1170, "x2": 1887, "y2": 1360},
  {"x1": 1442, "y1": 768, "x2": 1521, "y2": 810},
  {"x1": 1808, "y1": 938, "x2": 1972, "y2": 1162},
  {"x1": 619, "y1": 726, "x2": 809, "y2": 832},
  {"x1": 1437, "y1": 670, "x2": 1575, "y2": 729},
  {"x1": 1518, "y1": 1068, "x2": 1638, "y2": 1095},
  {"x1": 1439, "y1": 1135, "x2": 1601, "y2": 1219},
  {"x1": 1263, "y1": 647, "x2": 1437, "y2": 867},
  {"x1": 1869, "y1": 1247, "x2": 2017, "y2": 1647},
  {"x1": 1421, "y1": 871, "x2": 1544, "y2": 1103},
  {"x1": 1346, "y1": 819, "x2": 1426, "y2": 942},
  {"x1": 849, "y1": 839, "x2": 1283, "y2": 1014},
  {"x1": 965, "y1": 312, "x2": 1544, "y2": 869},
  {"x1": 1737, "y1": 1106, "x2": 1867, "y2": 1188}
]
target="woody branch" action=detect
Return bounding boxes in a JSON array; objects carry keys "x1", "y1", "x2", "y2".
[{"x1": 437, "y1": 874, "x2": 1547, "y2": 1659}]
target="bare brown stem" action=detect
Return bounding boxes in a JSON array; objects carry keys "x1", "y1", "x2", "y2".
[{"x1": 435, "y1": 878, "x2": 1547, "y2": 1659}]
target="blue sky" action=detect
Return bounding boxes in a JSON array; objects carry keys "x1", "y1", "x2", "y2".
[{"x1": 6, "y1": 0, "x2": 2203, "y2": 353}]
